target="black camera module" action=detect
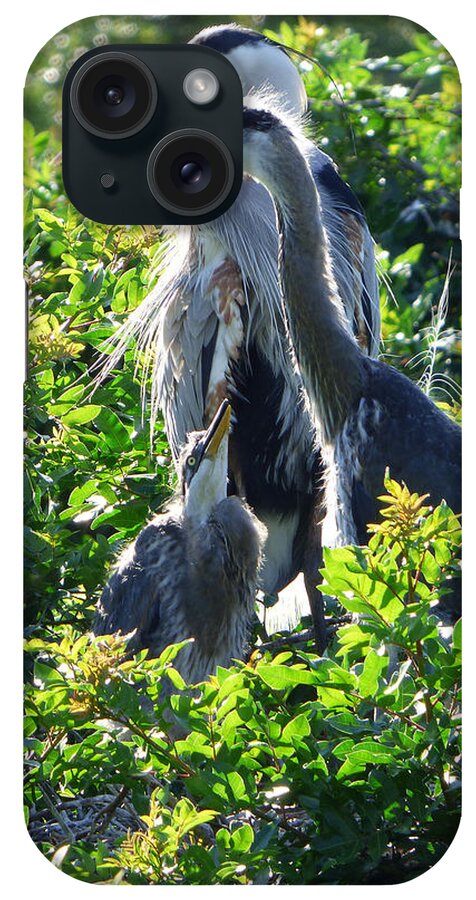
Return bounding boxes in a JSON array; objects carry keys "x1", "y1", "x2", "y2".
[
  {"x1": 147, "y1": 129, "x2": 234, "y2": 216},
  {"x1": 63, "y1": 45, "x2": 243, "y2": 223},
  {"x1": 70, "y1": 51, "x2": 158, "y2": 139}
]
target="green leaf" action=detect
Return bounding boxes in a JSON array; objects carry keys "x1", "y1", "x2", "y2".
[
  {"x1": 174, "y1": 801, "x2": 218, "y2": 837},
  {"x1": 95, "y1": 408, "x2": 132, "y2": 451},
  {"x1": 335, "y1": 755, "x2": 367, "y2": 781},
  {"x1": 226, "y1": 771, "x2": 247, "y2": 801},
  {"x1": 230, "y1": 823, "x2": 254, "y2": 853},
  {"x1": 358, "y1": 649, "x2": 386, "y2": 697},
  {"x1": 420, "y1": 551, "x2": 442, "y2": 585},
  {"x1": 62, "y1": 405, "x2": 101, "y2": 426},
  {"x1": 33, "y1": 660, "x2": 66, "y2": 689},
  {"x1": 453, "y1": 618, "x2": 462, "y2": 651},
  {"x1": 165, "y1": 667, "x2": 187, "y2": 691},
  {"x1": 68, "y1": 479, "x2": 98, "y2": 506},
  {"x1": 281, "y1": 713, "x2": 311, "y2": 742},
  {"x1": 91, "y1": 502, "x2": 149, "y2": 531},
  {"x1": 433, "y1": 539, "x2": 452, "y2": 566},
  {"x1": 257, "y1": 664, "x2": 315, "y2": 690},
  {"x1": 335, "y1": 738, "x2": 397, "y2": 767}
]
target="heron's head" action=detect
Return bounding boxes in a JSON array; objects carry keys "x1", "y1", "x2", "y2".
[
  {"x1": 181, "y1": 400, "x2": 232, "y2": 522},
  {"x1": 190, "y1": 24, "x2": 307, "y2": 116},
  {"x1": 242, "y1": 107, "x2": 302, "y2": 205}
]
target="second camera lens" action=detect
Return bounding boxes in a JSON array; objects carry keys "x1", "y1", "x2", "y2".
[
  {"x1": 172, "y1": 154, "x2": 212, "y2": 193},
  {"x1": 180, "y1": 162, "x2": 202, "y2": 185},
  {"x1": 147, "y1": 130, "x2": 234, "y2": 216}
]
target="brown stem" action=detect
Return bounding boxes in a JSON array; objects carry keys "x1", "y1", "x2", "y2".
[
  {"x1": 254, "y1": 805, "x2": 309, "y2": 847},
  {"x1": 38, "y1": 781, "x2": 75, "y2": 842},
  {"x1": 24, "y1": 724, "x2": 69, "y2": 782},
  {"x1": 208, "y1": 712, "x2": 217, "y2": 762},
  {"x1": 94, "y1": 701, "x2": 196, "y2": 778},
  {"x1": 87, "y1": 784, "x2": 130, "y2": 838},
  {"x1": 412, "y1": 640, "x2": 456, "y2": 809}
]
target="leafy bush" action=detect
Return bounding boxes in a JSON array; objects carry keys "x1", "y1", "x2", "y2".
[
  {"x1": 24, "y1": 480, "x2": 461, "y2": 884},
  {"x1": 24, "y1": 122, "x2": 170, "y2": 629}
]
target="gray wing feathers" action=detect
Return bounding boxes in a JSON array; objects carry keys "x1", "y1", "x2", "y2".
[
  {"x1": 354, "y1": 361, "x2": 461, "y2": 521},
  {"x1": 307, "y1": 142, "x2": 380, "y2": 357},
  {"x1": 156, "y1": 271, "x2": 219, "y2": 458},
  {"x1": 361, "y1": 231, "x2": 380, "y2": 357},
  {"x1": 94, "y1": 517, "x2": 185, "y2": 654}
]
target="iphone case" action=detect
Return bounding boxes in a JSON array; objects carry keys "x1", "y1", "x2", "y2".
[{"x1": 24, "y1": 15, "x2": 461, "y2": 885}]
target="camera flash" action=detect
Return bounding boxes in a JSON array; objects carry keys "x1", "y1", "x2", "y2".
[{"x1": 183, "y1": 69, "x2": 219, "y2": 105}]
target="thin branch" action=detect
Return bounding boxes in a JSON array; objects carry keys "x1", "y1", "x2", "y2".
[
  {"x1": 38, "y1": 781, "x2": 76, "y2": 842},
  {"x1": 87, "y1": 784, "x2": 130, "y2": 839}
]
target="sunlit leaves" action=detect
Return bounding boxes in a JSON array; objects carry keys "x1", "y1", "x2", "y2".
[
  {"x1": 25, "y1": 483, "x2": 461, "y2": 884},
  {"x1": 24, "y1": 159, "x2": 170, "y2": 622}
]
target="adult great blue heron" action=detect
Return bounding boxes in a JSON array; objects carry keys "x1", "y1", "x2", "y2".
[
  {"x1": 242, "y1": 108, "x2": 461, "y2": 621},
  {"x1": 94, "y1": 401, "x2": 266, "y2": 681},
  {"x1": 101, "y1": 24, "x2": 379, "y2": 649}
]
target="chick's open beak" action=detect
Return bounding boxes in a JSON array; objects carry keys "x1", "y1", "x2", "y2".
[{"x1": 202, "y1": 400, "x2": 232, "y2": 460}]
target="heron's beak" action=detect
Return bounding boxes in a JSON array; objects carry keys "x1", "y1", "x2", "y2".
[{"x1": 202, "y1": 400, "x2": 232, "y2": 460}]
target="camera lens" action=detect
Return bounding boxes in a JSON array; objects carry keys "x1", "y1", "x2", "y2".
[
  {"x1": 172, "y1": 154, "x2": 212, "y2": 194},
  {"x1": 147, "y1": 130, "x2": 234, "y2": 216},
  {"x1": 104, "y1": 86, "x2": 124, "y2": 106},
  {"x1": 70, "y1": 52, "x2": 158, "y2": 139},
  {"x1": 180, "y1": 162, "x2": 202, "y2": 185}
]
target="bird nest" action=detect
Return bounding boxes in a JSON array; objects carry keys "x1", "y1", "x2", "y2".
[{"x1": 27, "y1": 782, "x2": 145, "y2": 852}]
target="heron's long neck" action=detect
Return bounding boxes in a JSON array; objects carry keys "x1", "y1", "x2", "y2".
[{"x1": 272, "y1": 140, "x2": 365, "y2": 442}]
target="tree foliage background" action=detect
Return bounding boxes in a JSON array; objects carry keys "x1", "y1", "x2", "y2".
[{"x1": 24, "y1": 15, "x2": 461, "y2": 885}]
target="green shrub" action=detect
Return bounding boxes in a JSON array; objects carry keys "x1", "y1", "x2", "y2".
[{"x1": 24, "y1": 479, "x2": 461, "y2": 884}]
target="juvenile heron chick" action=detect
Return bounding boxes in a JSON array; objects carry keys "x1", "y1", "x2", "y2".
[{"x1": 94, "y1": 401, "x2": 266, "y2": 682}]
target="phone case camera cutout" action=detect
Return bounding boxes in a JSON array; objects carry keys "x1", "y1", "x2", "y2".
[{"x1": 63, "y1": 43, "x2": 243, "y2": 223}]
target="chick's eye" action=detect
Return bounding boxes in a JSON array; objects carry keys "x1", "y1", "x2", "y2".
[{"x1": 187, "y1": 455, "x2": 196, "y2": 468}]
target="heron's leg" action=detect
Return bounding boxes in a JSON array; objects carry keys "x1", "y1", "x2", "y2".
[
  {"x1": 304, "y1": 564, "x2": 327, "y2": 655},
  {"x1": 303, "y1": 518, "x2": 327, "y2": 655}
]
